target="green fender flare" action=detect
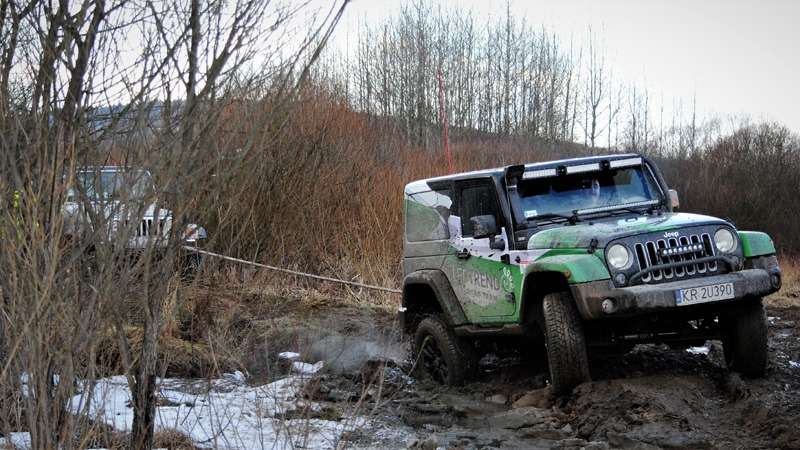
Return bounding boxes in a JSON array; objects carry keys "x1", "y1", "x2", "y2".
[
  {"x1": 523, "y1": 252, "x2": 611, "y2": 284},
  {"x1": 738, "y1": 231, "x2": 776, "y2": 258}
]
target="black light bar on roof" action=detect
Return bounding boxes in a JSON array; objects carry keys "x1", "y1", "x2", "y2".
[{"x1": 521, "y1": 156, "x2": 643, "y2": 180}]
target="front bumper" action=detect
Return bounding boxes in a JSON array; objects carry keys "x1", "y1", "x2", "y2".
[{"x1": 572, "y1": 267, "x2": 781, "y2": 320}]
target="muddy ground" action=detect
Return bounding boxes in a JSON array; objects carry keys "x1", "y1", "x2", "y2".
[{"x1": 264, "y1": 287, "x2": 800, "y2": 450}]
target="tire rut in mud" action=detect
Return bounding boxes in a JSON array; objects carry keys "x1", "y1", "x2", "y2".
[{"x1": 343, "y1": 300, "x2": 800, "y2": 449}]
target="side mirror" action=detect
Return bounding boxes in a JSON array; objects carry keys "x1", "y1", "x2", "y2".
[
  {"x1": 490, "y1": 236, "x2": 506, "y2": 251},
  {"x1": 668, "y1": 189, "x2": 680, "y2": 209},
  {"x1": 470, "y1": 215, "x2": 498, "y2": 239}
]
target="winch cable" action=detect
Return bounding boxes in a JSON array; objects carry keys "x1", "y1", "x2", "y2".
[{"x1": 182, "y1": 246, "x2": 402, "y2": 294}]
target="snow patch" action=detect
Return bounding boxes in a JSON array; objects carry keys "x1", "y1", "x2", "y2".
[
  {"x1": 292, "y1": 361, "x2": 325, "y2": 375},
  {"x1": 278, "y1": 351, "x2": 301, "y2": 360},
  {"x1": 686, "y1": 346, "x2": 710, "y2": 355},
  {"x1": 221, "y1": 370, "x2": 246, "y2": 384},
  {"x1": 66, "y1": 374, "x2": 364, "y2": 449},
  {"x1": 790, "y1": 361, "x2": 800, "y2": 369},
  {"x1": 0, "y1": 432, "x2": 32, "y2": 449}
]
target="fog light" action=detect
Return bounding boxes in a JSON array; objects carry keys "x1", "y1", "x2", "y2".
[
  {"x1": 601, "y1": 298, "x2": 617, "y2": 314},
  {"x1": 614, "y1": 273, "x2": 627, "y2": 287}
]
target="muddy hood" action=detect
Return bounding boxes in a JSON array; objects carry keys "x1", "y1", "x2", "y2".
[{"x1": 527, "y1": 212, "x2": 729, "y2": 250}]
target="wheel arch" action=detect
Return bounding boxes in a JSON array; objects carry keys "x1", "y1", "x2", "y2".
[
  {"x1": 519, "y1": 270, "x2": 572, "y2": 327},
  {"x1": 519, "y1": 253, "x2": 610, "y2": 324},
  {"x1": 402, "y1": 269, "x2": 468, "y2": 333}
]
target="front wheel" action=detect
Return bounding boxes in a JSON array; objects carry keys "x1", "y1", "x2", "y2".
[
  {"x1": 542, "y1": 292, "x2": 591, "y2": 394},
  {"x1": 720, "y1": 298, "x2": 768, "y2": 378},
  {"x1": 413, "y1": 316, "x2": 476, "y2": 386}
]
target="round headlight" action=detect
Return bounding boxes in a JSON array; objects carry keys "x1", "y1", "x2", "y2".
[
  {"x1": 714, "y1": 228, "x2": 737, "y2": 253},
  {"x1": 607, "y1": 244, "x2": 631, "y2": 270}
]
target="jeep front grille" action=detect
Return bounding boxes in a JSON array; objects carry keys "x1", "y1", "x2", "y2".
[
  {"x1": 136, "y1": 218, "x2": 165, "y2": 237},
  {"x1": 634, "y1": 233, "x2": 719, "y2": 283}
]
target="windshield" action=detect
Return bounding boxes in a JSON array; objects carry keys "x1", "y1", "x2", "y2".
[
  {"x1": 515, "y1": 166, "x2": 661, "y2": 223},
  {"x1": 74, "y1": 170, "x2": 153, "y2": 201}
]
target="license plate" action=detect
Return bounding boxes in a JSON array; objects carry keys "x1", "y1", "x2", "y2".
[{"x1": 675, "y1": 282, "x2": 734, "y2": 306}]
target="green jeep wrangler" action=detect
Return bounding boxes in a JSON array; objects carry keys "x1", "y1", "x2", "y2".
[{"x1": 401, "y1": 154, "x2": 781, "y2": 393}]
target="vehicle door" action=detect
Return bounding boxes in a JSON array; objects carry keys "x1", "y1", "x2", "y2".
[{"x1": 443, "y1": 178, "x2": 517, "y2": 321}]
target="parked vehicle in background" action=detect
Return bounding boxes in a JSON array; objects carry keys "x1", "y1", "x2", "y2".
[
  {"x1": 401, "y1": 154, "x2": 781, "y2": 393},
  {"x1": 62, "y1": 166, "x2": 207, "y2": 270}
]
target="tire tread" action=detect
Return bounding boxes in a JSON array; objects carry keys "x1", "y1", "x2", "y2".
[
  {"x1": 414, "y1": 316, "x2": 476, "y2": 386},
  {"x1": 721, "y1": 298, "x2": 768, "y2": 378},
  {"x1": 542, "y1": 292, "x2": 590, "y2": 394}
]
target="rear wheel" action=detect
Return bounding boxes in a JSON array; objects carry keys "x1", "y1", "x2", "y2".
[
  {"x1": 720, "y1": 298, "x2": 768, "y2": 377},
  {"x1": 542, "y1": 292, "x2": 591, "y2": 394},
  {"x1": 413, "y1": 316, "x2": 476, "y2": 386}
]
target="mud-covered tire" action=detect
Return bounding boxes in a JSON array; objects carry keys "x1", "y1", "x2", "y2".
[
  {"x1": 542, "y1": 292, "x2": 591, "y2": 394},
  {"x1": 721, "y1": 298, "x2": 768, "y2": 378},
  {"x1": 413, "y1": 316, "x2": 476, "y2": 386}
]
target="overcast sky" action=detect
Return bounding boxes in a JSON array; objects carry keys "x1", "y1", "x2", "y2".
[{"x1": 329, "y1": 0, "x2": 800, "y2": 132}]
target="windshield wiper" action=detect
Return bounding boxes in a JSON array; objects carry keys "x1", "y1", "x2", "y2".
[
  {"x1": 607, "y1": 205, "x2": 650, "y2": 216},
  {"x1": 527, "y1": 210, "x2": 582, "y2": 225}
]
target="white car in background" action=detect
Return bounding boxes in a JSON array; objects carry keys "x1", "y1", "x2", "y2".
[{"x1": 63, "y1": 166, "x2": 207, "y2": 268}]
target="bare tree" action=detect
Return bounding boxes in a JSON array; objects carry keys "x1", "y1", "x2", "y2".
[
  {"x1": 0, "y1": 1, "x2": 351, "y2": 449},
  {"x1": 582, "y1": 29, "x2": 610, "y2": 150},
  {"x1": 341, "y1": 2, "x2": 578, "y2": 147}
]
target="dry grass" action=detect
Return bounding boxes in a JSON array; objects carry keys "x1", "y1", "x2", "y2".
[
  {"x1": 781, "y1": 257, "x2": 800, "y2": 290},
  {"x1": 197, "y1": 88, "x2": 592, "y2": 295},
  {"x1": 153, "y1": 276, "x2": 400, "y2": 382},
  {"x1": 766, "y1": 257, "x2": 800, "y2": 309},
  {"x1": 152, "y1": 429, "x2": 199, "y2": 450},
  {"x1": 73, "y1": 427, "x2": 196, "y2": 450},
  {"x1": 97, "y1": 276, "x2": 382, "y2": 379},
  {"x1": 97, "y1": 326, "x2": 236, "y2": 378}
]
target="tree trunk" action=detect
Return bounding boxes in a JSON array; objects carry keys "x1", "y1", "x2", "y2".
[{"x1": 130, "y1": 270, "x2": 161, "y2": 450}]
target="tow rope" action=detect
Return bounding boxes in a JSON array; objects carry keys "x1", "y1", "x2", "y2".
[{"x1": 182, "y1": 246, "x2": 402, "y2": 294}]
